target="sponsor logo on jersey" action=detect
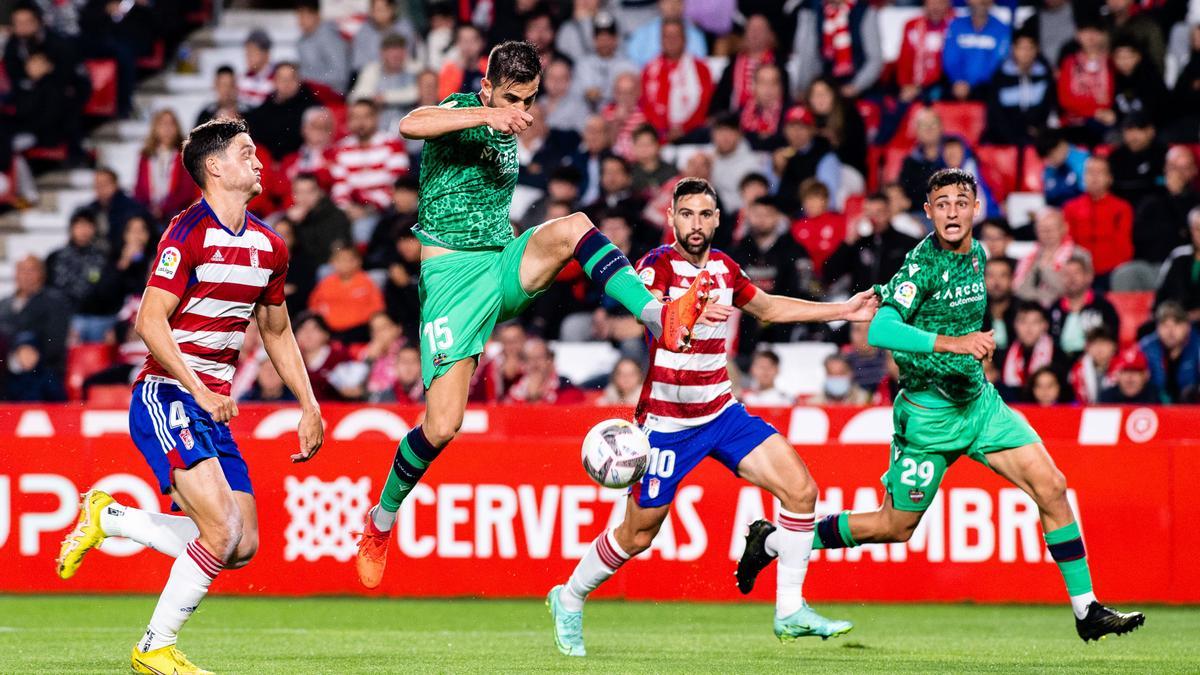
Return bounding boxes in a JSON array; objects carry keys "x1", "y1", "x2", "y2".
[
  {"x1": 638, "y1": 267, "x2": 655, "y2": 286},
  {"x1": 942, "y1": 270, "x2": 950, "y2": 282},
  {"x1": 179, "y1": 427, "x2": 195, "y2": 450},
  {"x1": 249, "y1": 246, "x2": 260, "y2": 269},
  {"x1": 908, "y1": 264, "x2": 920, "y2": 277},
  {"x1": 210, "y1": 250, "x2": 224, "y2": 263},
  {"x1": 895, "y1": 281, "x2": 918, "y2": 308},
  {"x1": 155, "y1": 247, "x2": 181, "y2": 279}
]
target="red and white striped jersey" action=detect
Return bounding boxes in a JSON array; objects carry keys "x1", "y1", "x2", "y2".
[
  {"x1": 330, "y1": 132, "x2": 410, "y2": 209},
  {"x1": 136, "y1": 200, "x2": 289, "y2": 396},
  {"x1": 634, "y1": 246, "x2": 759, "y2": 432},
  {"x1": 238, "y1": 65, "x2": 276, "y2": 108}
]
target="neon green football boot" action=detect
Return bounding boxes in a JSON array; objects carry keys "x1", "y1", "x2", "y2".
[
  {"x1": 774, "y1": 603, "x2": 854, "y2": 642},
  {"x1": 546, "y1": 585, "x2": 586, "y2": 657}
]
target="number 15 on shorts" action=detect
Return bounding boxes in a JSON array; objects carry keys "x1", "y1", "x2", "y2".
[{"x1": 423, "y1": 317, "x2": 454, "y2": 349}]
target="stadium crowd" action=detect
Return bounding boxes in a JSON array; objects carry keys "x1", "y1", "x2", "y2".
[{"x1": 1, "y1": 0, "x2": 1199, "y2": 407}]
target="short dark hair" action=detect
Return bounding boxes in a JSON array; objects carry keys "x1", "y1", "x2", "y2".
[
  {"x1": 293, "y1": 311, "x2": 330, "y2": 335},
  {"x1": 926, "y1": 168, "x2": 977, "y2": 199},
  {"x1": 1034, "y1": 129, "x2": 1067, "y2": 159},
  {"x1": 381, "y1": 33, "x2": 408, "y2": 50},
  {"x1": 864, "y1": 191, "x2": 889, "y2": 205},
  {"x1": 1085, "y1": 326, "x2": 1115, "y2": 344},
  {"x1": 182, "y1": 118, "x2": 249, "y2": 189},
  {"x1": 753, "y1": 349, "x2": 780, "y2": 367},
  {"x1": 294, "y1": 171, "x2": 323, "y2": 188},
  {"x1": 70, "y1": 208, "x2": 98, "y2": 225},
  {"x1": 713, "y1": 113, "x2": 741, "y2": 131},
  {"x1": 549, "y1": 165, "x2": 582, "y2": 185},
  {"x1": 12, "y1": 1, "x2": 42, "y2": 22},
  {"x1": 485, "y1": 41, "x2": 541, "y2": 86},
  {"x1": 296, "y1": 0, "x2": 320, "y2": 12},
  {"x1": 985, "y1": 256, "x2": 1015, "y2": 274},
  {"x1": 799, "y1": 178, "x2": 829, "y2": 201},
  {"x1": 601, "y1": 154, "x2": 631, "y2": 174},
  {"x1": 673, "y1": 177, "x2": 718, "y2": 206},
  {"x1": 739, "y1": 172, "x2": 769, "y2": 191},
  {"x1": 351, "y1": 98, "x2": 379, "y2": 113},
  {"x1": 394, "y1": 174, "x2": 419, "y2": 191},
  {"x1": 96, "y1": 166, "x2": 120, "y2": 183},
  {"x1": 1156, "y1": 300, "x2": 1188, "y2": 324},
  {"x1": 632, "y1": 123, "x2": 659, "y2": 142},
  {"x1": 216, "y1": 64, "x2": 235, "y2": 78},
  {"x1": 1016, "y1": 300, "x2": 1049, "y2": 321},
  {"x1": 978, "y1": 216, "x2": 1012, "y2": 237}
]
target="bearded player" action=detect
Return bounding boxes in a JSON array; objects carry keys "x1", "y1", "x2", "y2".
[
  {"x1": 545, "y1": 178, "x2": 878, "y2": 656},
  {"x1": 354, "y1": 41, "x2": 712, "y2": 587},
  {"x1": 54, "y1": 118, "x2": 324, "y2": 674},
  {"x1": 737, "y1": 169, "x2": 1145, "y2": 641}
]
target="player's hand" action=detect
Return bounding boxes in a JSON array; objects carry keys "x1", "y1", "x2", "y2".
[
  {"x1": 486, "y1": 107, "x2": 534, "y2": 135},
  {"x1": 196, "y1": 390, "x2": 238, "y2": 423},
  {"x1": 939, "y1": 331, "x2": 995, "y2": 361},
  {"x1": 292, "y1": 407, "x2": 324, "y2": 463},
  {"x1": 697, "y1": 302, "x2": 733, "y2": 326},
  {"x1": 842, "y1": 289, "x2": 880, "y2": 322}
]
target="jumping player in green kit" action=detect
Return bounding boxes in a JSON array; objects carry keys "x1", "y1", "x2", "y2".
[
  {"x1": 355, "y1": 41, "x2": 715, "y2": 587},
  {"x1": 736, "y1": 169, "x2": 1145, "y2": 642}
]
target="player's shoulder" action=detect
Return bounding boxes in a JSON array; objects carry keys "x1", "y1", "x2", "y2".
[
  {"x1": 161, "y1": 201, "x2": 208, "y2": 246},
  {"x1": 439, "y1": 92, "x2": 482, "y2": 109},
  {"x1": 638, "y1": 244, "x2": 676, "y2": 268},
  {"x1": 708, "y1": 248, "x2": 742, "y2": 271}
]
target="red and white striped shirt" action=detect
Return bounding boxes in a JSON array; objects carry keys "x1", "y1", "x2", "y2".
[
  {"x1": 330, "y1": 132, "x2": 409, "y2": 209},
  {"x1": 137, "y1": 200, "x2": 289, "y2": 396},
  {"x1": 634, "y1": 246, "x2": 758, "y2": 432},
  {"x1": 238, "y1": 65, "x2": 276, "y2": 108}
]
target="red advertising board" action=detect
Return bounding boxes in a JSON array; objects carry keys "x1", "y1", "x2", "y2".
[{"x1": 0, "y1": 404, "x2": 1196, "y2": 603}]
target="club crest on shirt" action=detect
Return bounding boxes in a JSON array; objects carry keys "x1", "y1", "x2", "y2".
[
  {"x1": 895, "y1": 281, "x2": 918, "y2": 308},
  {"x1": 179, "y1": 427, "x2": 195, "y2": 450},
  {"x1": 155, "y1": 247, "x2": 181, "y2": 279},
  {"x1": 249, "y1": 246, "x2": 260, "y2": 269},
  {"x1": 648, "y1": 478, "x2": 660, "y2": 499}
]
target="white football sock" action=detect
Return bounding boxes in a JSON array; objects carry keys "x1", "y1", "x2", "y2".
[
  {"x1": 763, "y1": 529, "x2": 779, "y2": 557},
  {"x1": 560, "y1": 529, "x2": 631, "y2": 613},
  {"x1": 100, "y1": 502, "x2": 198, "y2": 558},
  {"x1": 775, "y1": 510, "x2": 816, "y2": 619},
  {"x1": 639, "y1": 300, "x2": 665, "y2": 338},
  {"x1": 371, "y1": 504, "x2": 397, "y2": 532},
  {"x1": 139, "y1": 539, "x2": 222, "y2": 653},
  {"x1": 1071, "y1": 592, "x2": 1098, "y2": 620}
]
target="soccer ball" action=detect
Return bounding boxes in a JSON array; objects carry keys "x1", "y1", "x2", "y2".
[{"x1": 581, "y1": 419, "x2": 651, "y2": 489}]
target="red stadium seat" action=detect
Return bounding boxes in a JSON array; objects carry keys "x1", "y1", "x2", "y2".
[
  {"x1": 882, "y1": 146, "x2": 908, "y2": 184},
  {"x1": 23, "y1": 145, "x2": 68, "y2": 162},
  {"x1": 975, "y1": 145, "x2": 1018, "y2": 203},
  {"x1": 66, "y1": 344, "x2": 117, "y2": 401},
  {"x1": 931, "y1": 102, "x2": 986, "y2": 146},
  {"x1": 843, "y1": 194, "x2": 865, "y2": 226},
  {"x1": 1020, "y1": 145, "x2": 1044, "y2": 192},
  {"x1": 83, "y1": 59, "x2": 118, "y2": 117},
  {"x1": 855, "y1": 99, "x2": 881, "y2": 144},
  {"x1": 136, "y1": 40, "x2": 165, "y2": 70},
  {"x1": 87, "y1": 383, "x2": 132, "y2": 407},
  {"x1": 1108, "y1": 291, "x2": 1155, "y2": 347}
]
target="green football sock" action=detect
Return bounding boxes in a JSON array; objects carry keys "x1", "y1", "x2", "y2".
[
  {"x1": 574, "y1": 229, "x2": 657, "y2": 318},
  {"x1": 813, "y1": 512, "x2": 858, "y2": 550},
  {"x1": 1044, "y1": 522, "x2": 1093, "y2": 596},
  {"x1": 379, "y1": 427, "x2": 440, "y2": 514}
]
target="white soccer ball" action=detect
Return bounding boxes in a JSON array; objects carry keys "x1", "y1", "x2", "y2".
[{"x1": 581, "y1": 419, "x2": 651, "y2": 489}]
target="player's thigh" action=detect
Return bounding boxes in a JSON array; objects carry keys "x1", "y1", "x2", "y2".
[
  {"x1": 170, "y1": 458, "x2": 240, "y2": 544},
  {"x1": 422, "y1": 357, "x2": 477, "y2": 444},
  {"x1": 981, "y1": 442, "x2": 1069, "y2": 507},
  {"x1": 516, "y1": 212, "x2": 590, "y2": 295},
  {"x1": 735, "y1": 433, "x2": 817, "y2": 508}
]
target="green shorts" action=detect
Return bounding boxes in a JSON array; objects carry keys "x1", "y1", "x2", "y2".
[
  {"x1": 417, "y1": 227, "x2": 543, "y2": 388},
  {"x1": 882, "y1": 384, "x2": 1042, "y2": 512}
]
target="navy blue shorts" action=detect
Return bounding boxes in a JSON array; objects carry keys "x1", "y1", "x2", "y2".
[
  {"x1": 129, "y1": 378, "x2": 253, "y2": 498},
  {"x1": 633, "y1": 403, "x2": 777, "y2": 508}
]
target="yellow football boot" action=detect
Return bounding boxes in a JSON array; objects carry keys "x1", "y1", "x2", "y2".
[
  {"x1": 131, "y1": 644, "x2": 214, "y2": 675},
  {"x1": 55, "y1": 488, "x2": 114, "y2": 579}
]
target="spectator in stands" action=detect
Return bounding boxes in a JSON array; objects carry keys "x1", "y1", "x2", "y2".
[
  {"x1": 365, "y1": 174, "x2": 419, "y2": 269},
  {"x1": 504, "y1": 337, "x2": 585, "y2": 404},
  {"x1": 1014, "y1": 207, "x2": 1089, "y2": 307},
  {"x1": 350, "y1": 33, "x2": 421, "y2": 136},
  {"x1": 882, "y1": 183, "x2": 925, "y2": 238},
  {"x1": 575, "y1": 11, "x2": 637, "y2": 110},
  {"x1": 1101, "y1": 0, "x2": 1167, "y2": 72},
  {"x1": 0, "y1": 256, "x2": 69, "y2": 401},
  {"x1": 9, "y1": 49, "x2": 77, "y2": 153},
  {"x1": 1049, "y1": 253, "x2": 1120, "y2": 357},
  {"x1": 1169, "y1": 24, "x2": 1200, "y2": 142},
  {"x1": 943, "y1": 0, "x2": 1011, "y2": 100},
  {"x1": 734, "y1": 195, "x2": 813, "y2": 301},
  {"x1": 1108, "y1": 113, "x2": 1167, "y2": 209},
  {"x1": 741, "y1": 349, "x2": 794, "y2": 406},
  {"x1": 940, "y1": 138, "x2": 999, "y2": 221},
  {"x1": 844, "y1": 319, "x2": 887, "y2": 392},
  {"x1": 274, "y1": 216, "x2": 317, "y2": 318},
  {"x1": 598, "y1": 357, "x2": 644, "y2": 406},
  {"x1": 287, "y1": 173, "x2": 352, "y2": 265},
  {"x1": 896, "y1": 0, "x2": 952, "y2": 103},
  {"x1": 808, "y1": 353, "x2": 872, "y2": 405},
  {"x1": 307, "y1": 244, "x2": 385, "y2": 344},
  {"x1": 88, "y1": 167, "x2": 151, "y2": 251},
  {"x1": 898, "y1": 107, "x2": 945, "y2": 209},
  {"x1": 711, "y1": 14, "x2": 785, "y2": 115},
  {"x1": 470, "y1": 321, "x2": 527, "y2": 402},
  {"x1": 986, "y1": 31, "x2": 1056, "y2": 145},
  {"x1": 774, "y1": 105, "x2": 840, "y2": 215},
  {"x1": 47, "y1": 209, "x2": 121, "y2": 342},
  {"x1": 1155, "y1": 207, "x2": 1200, "y2": 322},
  {"x1": 625, "y1": 0, "x2": 707, "y2": 68},
  {"x1": 1025, "y1": 367, "x2": 1070, "y2": 406},
  {"x1": 4, "y1": 2, "x2": 85, "y2": 96},
  {"x1": 438, "y1": 23, "x2": 487, "y2": 101},
  {"x1": 330, "y1": 99, "x2": 410, "y2": 211},
  {"x1": 602, "y1": 71, "x2": 646, "y2": 163},
  {"x1": 243, "y1": 357, "x2": 297, "y2": 403},
  {"x1": 740, "y1": 63, "x2": 789, "y2": 152},
  {"x1": 1099, "y1": 347, "x2": 1160, "y2": 403},
  {"x1": 383, "y1": 225, "x2": 421, "y2": 338},
  {"x1": 1036, "y1": 130, "x2": 1088, "y2": 207},
  {"x1": 195, "y1": 66, "x2": 249, "y2": 128},
  {"x1": 541, "y1": 58, "x2": 590, "y2": 135},
  {"x1": 245, "y1": 62, "x2": 321, "y2": 160},
  {"x1": 978, "y1": 217, "x2": 1013, "y2": 260},
  {"x1": 351, "y1": 0, "x2": 416, "y2": 76},
  {"x1": 641, "y1": 18, "x2": 713, "y2": 143},
  {"x1": 556, "y1": 0, "x2": 602, "y2": 64},
  {"x1": 1020, "y1": 0, "x2": 1076, "y2": 66},
  {"x1": 293, "y1": 311, "x2": 362, "y2": 402},
  {"x1": 805, "y1": 77, "x2": 869, "y2": 176},
  {"x1": 523, "y1": 167, "x2": 585, "y2": 230},
  {"x1": 576, "y1": 114, "x2": 612, "y2": 206},
  {"x1": 629, "y1": 124, "x2": 675, "y2": 195},
  {"x1": 347, "y1": 312, "x2": 406, "y2": 402},
  {"x1": 1070, "y1": 326, "x2": 1117, "y2": 403},
  {"x1": 731, "y1": 172, "x2": 769, "y2": 243},
  {"x1": 1058, "y1": 19, "x2": 1116, "y2": 145},
  {"x1": 0, "y1": 147, "x2": 38, "y2": 213},
  {"x1": 521, "y1": 7, "x2": 559, "y2": 67},
  {"x1": 984, "y1": 256, "x2": 1019, "y2": 352},
  {"x1": 419, "y1": 2, "x2": 456, "y2": 72},
  {"x1": 998, "y1": 301, "x2": 1069, "y2": 401},
  {"x1": 1136, "y1": 147, "x2": 1199, "y2": 267},
  {"x1": 1139, "y1": 300, "x2": 1200, "y2": 403},
  {"x1": 1063, "y1": 156, "x2": 1134, "y2": 284},
  {"x1": 1112, "y1": 37, "x2": 1169, "y2": 129},
  {"x1": 296, "y1": 0, "x2": 351, "y2": 94},
  {"x1": 790, "y1": 178, "x2": 846, "y2": 274},
  {"x1": 279, "y1": 106, "x2": 337, "y2": 205},
  {"x1": 110, "y1": 215, "x2": 155, "y2": 300},
  {"x1": 709, "y1": 115, "x2": 768, "y2": 212},
  {"x1": 825, "y1": 192, "x2": 919, "y2": 292},
  {"x1": 238, "y1": 29, "x2": 275, "y2": 108},
  {"x1": 368, "y1": 343, "x2": 424, "y2": 404},
  {"x1": 586, "y1": 156, "x2": 646, "y2": 224},
  {"x1": 792, "y1": 0, "x2": 882, "y2": 98},
  {"x1": 134, "y1": 109, "x2": 197, "y2": 224}
]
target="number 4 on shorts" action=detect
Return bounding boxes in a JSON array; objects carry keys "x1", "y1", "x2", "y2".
[{"x1": 423, "y1": 317, "x2": 454, "y2": 350}]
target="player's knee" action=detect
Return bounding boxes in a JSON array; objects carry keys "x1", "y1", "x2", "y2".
[
  {"x1": 886, "y1": 514, "x2": 919, "y2": 543},
  {"x1": 422, "y1": 413, "x2": 462, "y2": 448},
  {"x1": 205, "y1": 515, "x2": 243, "y2": 562},
  {"x1": 1037, "y1": 469, "x2": 1070, "y2": 509},
  {"x1": 227, "y1": 532, "x2": 259, "y2": 569},
  {"x1": 775, "y1": 480, "x2": 818, "y2": 513},
  {"x1": 627, "y1": 529, "x2": 657, "y2": 556},
  {"x1": 557, "y1": 212, "x2": 594, "y2": 253}
]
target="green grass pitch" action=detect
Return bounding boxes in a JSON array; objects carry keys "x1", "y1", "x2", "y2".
[{"x1": 0, "y1": 596, "x2": 1196, "y2": 673}]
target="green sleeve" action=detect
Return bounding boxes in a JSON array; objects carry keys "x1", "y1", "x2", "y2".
[{"x1": 868, "y1": 305, "x2": 937, "y2": 354}]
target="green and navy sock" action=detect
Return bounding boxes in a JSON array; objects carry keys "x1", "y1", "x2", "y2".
[
  {"x1": 374, "y1": 426, "x2": 440, "y2": 531},
  {"x1": 813, "y1": 512, "x2": 857, "y2": 550},
  {"x1": 573, "y1": 228, "x2": 661, "y2": 332},
  {"x1": 1044, "y1": 521, "x2": 1096, "y2": 619}
]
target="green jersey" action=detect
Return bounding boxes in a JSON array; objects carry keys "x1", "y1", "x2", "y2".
[
  {"x1": 413, "y1": 92, "x2": 519, "y2": 251},
  {"x1": 875, "y1": 235, "x2": 988, "y2": 403}
]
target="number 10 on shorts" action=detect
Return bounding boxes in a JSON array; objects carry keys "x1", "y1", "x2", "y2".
[{"x1": 423, "y1": 317, "x2": 454, "y2": 350}]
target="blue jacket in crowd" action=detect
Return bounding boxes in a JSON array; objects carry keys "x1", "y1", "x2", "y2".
[
  {"x1": 1139, "y1": 329, "x2": 1200, "y2": 403},
  {"x1": 943, "y1": 14, "x2": 1011, "y2": 88}
]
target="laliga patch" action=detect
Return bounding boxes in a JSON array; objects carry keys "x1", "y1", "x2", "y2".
[
  {"x1": 179, "y1": 427, "x2": 195, "y2": 450},
  {"x1": 155, "y1": 247, "x2": 181, "y2": 279},
  {"x1": 894, "y1": 281, "x2": 918, "y2": 308},
  {"x1": 638, "y1": 267, "x2": 655, "y2": 286}
]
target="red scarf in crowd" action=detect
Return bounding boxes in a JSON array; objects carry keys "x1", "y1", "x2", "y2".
[
  {"x1": 1002, "y1": 335, "x2": 1055, "y2": 388},
  {"x1": 732, "y1": 52, "x2": 774, "y2": 109},
  {"x1": 740, "y1": 100, "x2": 783, "y2": 138},
  {"x1": 822, "y1": 0, "x2": 856, "y2": 79}
]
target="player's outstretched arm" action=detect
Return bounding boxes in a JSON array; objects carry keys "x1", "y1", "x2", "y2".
[
  {"x1": 135, "y1": 287, "x2": 238, "y2": 422},
  {"x1": 867, "y1": 305, "x2": 995, "y2": 359},
  {"x1": 254, "y1": 303, "x2": 323, "y2": 462},
  {"x1": 741, "y1": 288, "x2": 880, "y2": 325},
  {"x1": 398, "y1": 104, "x2": 533, "y2": 140}
]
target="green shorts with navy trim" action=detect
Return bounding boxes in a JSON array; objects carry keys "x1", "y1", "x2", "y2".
[
  {"x1": 417, "y1": 227, "x2": 543, "y2": 388},
  {"x1": 883, "y1": 383, "x2": 1042, "y2": 511}
]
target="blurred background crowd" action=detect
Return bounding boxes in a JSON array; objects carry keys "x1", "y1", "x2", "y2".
[{"x1": 0, "y1": 0, "x2": 1199, "y2": 408}]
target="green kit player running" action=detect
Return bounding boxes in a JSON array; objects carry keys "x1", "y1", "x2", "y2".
[
  {"x1": 736, "y1": 169, "x2": 1145, "y2": 642},
  {"x1": 355, "y1": 41, "x2": 714, "y2": 588}
]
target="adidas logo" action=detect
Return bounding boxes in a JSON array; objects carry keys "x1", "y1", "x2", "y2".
[{"x1": 210, "y1": 250, "x2": 224, "y2": 263}]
